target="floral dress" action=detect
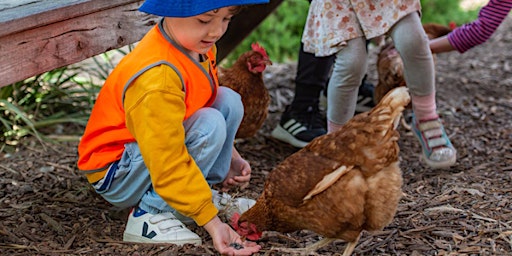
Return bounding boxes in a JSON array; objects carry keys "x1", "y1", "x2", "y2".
[{"x1": 302, "y1": 0, "x2": 421, "y2": 56}]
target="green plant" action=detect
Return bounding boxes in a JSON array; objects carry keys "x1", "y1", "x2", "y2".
[
  {"x1": 0, "y1": 68, "x2": 89, "y2": 149},
  {"x1": 223, "y1": 0, "x2": 309, "y2": 66},
  {"x1": 421, "y1": 0, "x2": 480, "y2": 25},
  {"x1": 0, "y1": 54, "x2": 122, "y2": 151}
]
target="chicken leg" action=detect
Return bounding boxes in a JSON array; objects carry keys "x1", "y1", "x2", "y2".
[{"x1": 342, "y1": 233, "x2": 361, "y2": 256}]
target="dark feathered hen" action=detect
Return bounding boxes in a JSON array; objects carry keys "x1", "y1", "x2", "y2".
[
  {"x1": 232, "y1": 87, "x2": 411, "y2": 255},
  {"x1": 218, "y1": 42, "x2": 272, "y2": 139}
]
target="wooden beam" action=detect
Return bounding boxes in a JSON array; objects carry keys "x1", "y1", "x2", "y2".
[
  {"x1": 0, "y1": 0, "x2": 143, "y2": 38},
  {"x1": 0, "y1": 0, "x2": 158, "y2": 87},
  {"x1": 0, "y1": 0, "x2": 282, "y2": 87}
]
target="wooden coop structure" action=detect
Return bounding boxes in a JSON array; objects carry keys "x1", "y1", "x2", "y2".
[{"x1": 0, "y1": 0, "x2": 284, "y2": 88}]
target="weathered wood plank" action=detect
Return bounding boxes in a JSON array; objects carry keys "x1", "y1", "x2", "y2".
[
  {"x1": 0, "y1": 0, "x2": 281, "y2": 87},
  {"x1": 0, "y1": 1, "x2": 159, "y2": 87},
  {"x1": 0, "y1": 0, "x2": 142, "y2": 38}
]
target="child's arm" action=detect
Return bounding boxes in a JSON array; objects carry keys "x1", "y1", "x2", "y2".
[
  {"x1": 429, "y1": 35, "x2": 455, "y2": 54},
  {"x1": 221, "y1": 148, "x2": 251, "y2": 192},
  {"x1": 125, "y1": 65, "x2": 218, "y2": 225},
  {"x1": 431, "y1": 0, "x2": 512, "y2": 54}
]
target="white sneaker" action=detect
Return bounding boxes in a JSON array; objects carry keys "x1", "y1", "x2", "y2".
[
  {"x1": 123, "y1": 207, "x2": 201, "y2": 245},
  {"x1": 212, "y1": 190, "x2": 256, "y2": 220}
]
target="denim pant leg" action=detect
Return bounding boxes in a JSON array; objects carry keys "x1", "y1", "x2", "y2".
[
  {"x1": 184, "y1": 86, "x2": 244, "y2": 185},
  {"x1": 93, "y1": 142, "x2": 155, "y2": 210}
]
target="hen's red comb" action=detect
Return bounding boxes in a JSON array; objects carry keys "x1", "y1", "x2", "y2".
[
  {"x1": 251, "y1": 42, "x2": 268, "y2": 58},
  {"x1": 449, "y1": 21, "x2": 457, "y2": 30}
]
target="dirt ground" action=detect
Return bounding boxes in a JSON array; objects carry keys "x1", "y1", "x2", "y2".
[{"x1": 1, "y1": 15, "x2": 511, "y2": 256}]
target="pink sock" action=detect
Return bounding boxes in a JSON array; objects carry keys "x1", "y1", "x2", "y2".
[
  {"x1": 327, "y1": 120, "x2": 344, "y2": 133},
  {"x1": 411, "y1": 93, "x2": 439, "y2": 121}
]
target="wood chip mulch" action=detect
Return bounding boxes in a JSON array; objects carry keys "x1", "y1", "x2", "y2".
[{"x1": 1, "y1": 15, "x2": 511, "y2": 256}]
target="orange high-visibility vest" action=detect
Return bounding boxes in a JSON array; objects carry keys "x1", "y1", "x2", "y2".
[{"x1": 77, "y1": 22, "x2": 218, "y2": 178}]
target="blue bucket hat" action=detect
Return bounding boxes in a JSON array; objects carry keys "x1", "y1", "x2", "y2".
[{"x1": 139, "y1": 0, "x2": 270, "y2": 18}]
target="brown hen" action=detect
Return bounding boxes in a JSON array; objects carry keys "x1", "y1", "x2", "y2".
[
  {"x1": 232, "y1": 87, "x2": 411, "y2": 255},
  {"x1": 374, "y1": 23, "x2": 454, "y2": 105},
  {"x1": 219, "y1": 42, "x2": 272, "y2": 139}
]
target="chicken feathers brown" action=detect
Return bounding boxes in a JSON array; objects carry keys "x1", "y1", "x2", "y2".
[
  {"x1": 232, "y1": 87, "x2": 411, "y2": 255},
  {"x1": 218, "y1": 42, "x2": 272, "y2": 139},
  {"x1": 374, "y1": 23, "x2": 454, "y2": 105}
]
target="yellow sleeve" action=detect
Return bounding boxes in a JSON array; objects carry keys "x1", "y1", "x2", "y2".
[{"x1": 124, "y1": 64, "x2": 218, "y2": 226}]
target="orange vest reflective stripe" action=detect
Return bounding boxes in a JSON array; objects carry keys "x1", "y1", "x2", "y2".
[{"x1": 77, "y1": 22, "x2": 218, "y2": 177}]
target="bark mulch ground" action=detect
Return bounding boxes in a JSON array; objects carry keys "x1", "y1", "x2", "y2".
[{"x1": 1, "y1": 16, "x2": 511, "y2": 256}]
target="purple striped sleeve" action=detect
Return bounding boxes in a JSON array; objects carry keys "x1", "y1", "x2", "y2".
[{"x1": 448, "y1": 0, "x2": 512, "y2": 53}]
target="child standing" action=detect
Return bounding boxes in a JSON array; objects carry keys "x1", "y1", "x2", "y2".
[
  {"x1": 77, "y1": 0, "x2": 268, "y2": 255},
  {"x1": 302, "y1": 0, "x2": 456, "y2": 169}
]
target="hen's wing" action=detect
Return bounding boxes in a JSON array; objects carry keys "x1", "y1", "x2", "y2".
[
  {"x1": 264, "y1": 148, "x2": 349, "y2": 207},
  {"x1": 266, "y1": 87, "x2": 410, "y2": 207}
]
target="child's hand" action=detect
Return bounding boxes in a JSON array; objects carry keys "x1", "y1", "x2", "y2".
[
  {"x1": 204, "y1": 216, "x2": 261, "y2": 255},
  {"x1": 222, "y1": 149, "x2": 252, "y2": 192}
]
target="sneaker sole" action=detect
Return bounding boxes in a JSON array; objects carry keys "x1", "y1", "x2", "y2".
[
  {"x1": 123, "y1": 232, "x2": 202, "y2": 245},
  {"x1": 419, "y1": 152, "x2": 457, "y2": 169},
  {"x1": 271, "y1": 125, "x2": 308, "y2": 148}
]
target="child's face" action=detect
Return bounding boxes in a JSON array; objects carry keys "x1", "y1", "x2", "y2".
[{"x1": 164, "y1": 7, "x2": 235, "y2": 56}]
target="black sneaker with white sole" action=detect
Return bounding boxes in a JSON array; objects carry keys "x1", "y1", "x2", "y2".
[
  {"x1": 271, "y1": 105, "x2": 326, "y2": 148},
  {"x1": 273, "y1": 81, "x2": 375, "y2": 148}
]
